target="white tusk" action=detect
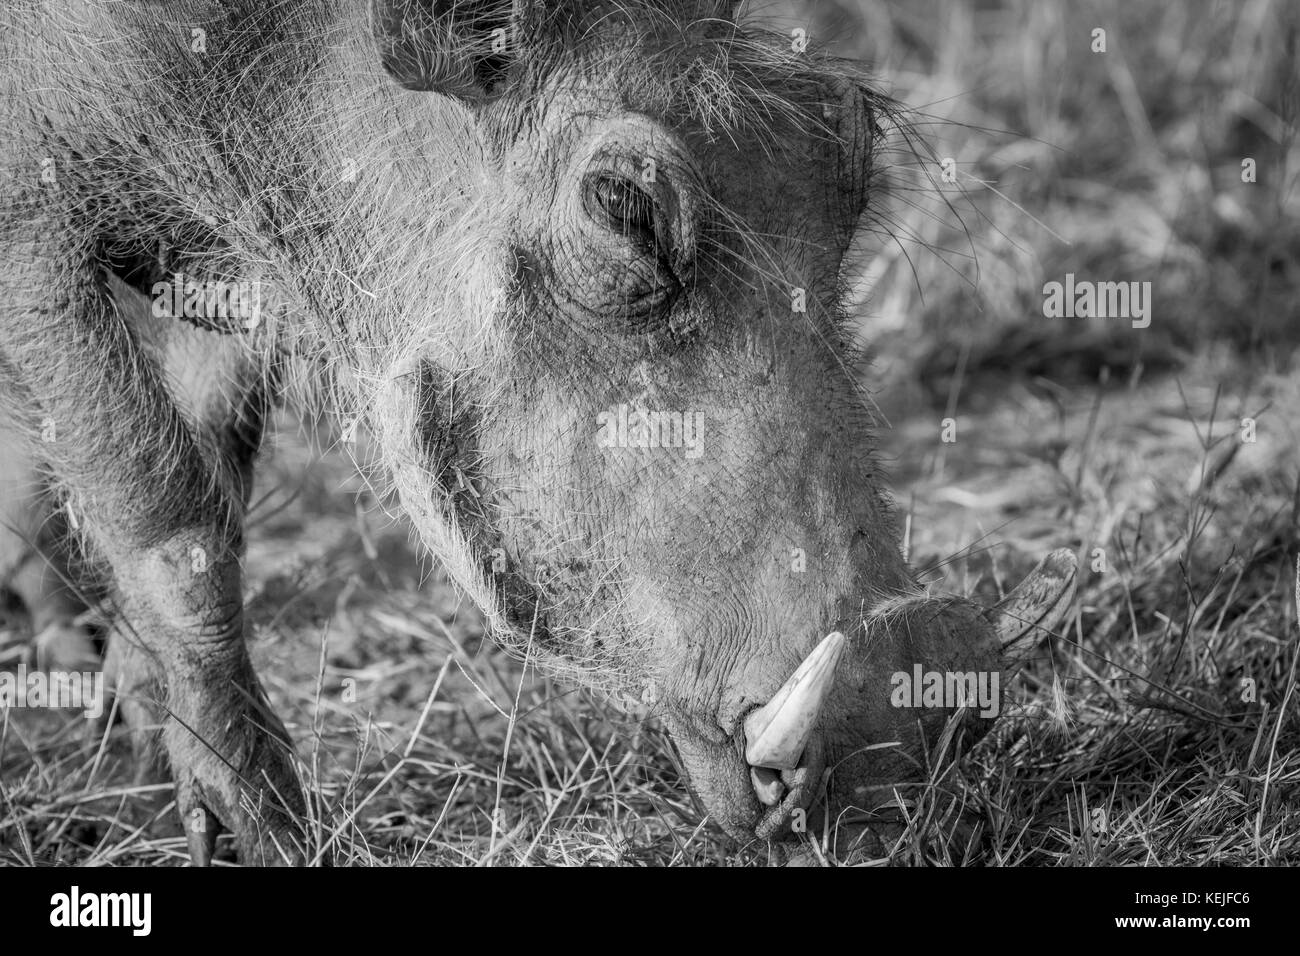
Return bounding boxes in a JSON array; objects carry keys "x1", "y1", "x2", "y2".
[
  {"x1": 750, "y1": 766, "x2": 785, "y2": 806},
  {"x1": 744, "y1": 631, "x2": 846, "y2": 771}
]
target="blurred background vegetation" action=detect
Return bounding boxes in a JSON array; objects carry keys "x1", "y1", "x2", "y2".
[{"x1": 769, "y1": 0, "x2": 1298, "y2": 404}]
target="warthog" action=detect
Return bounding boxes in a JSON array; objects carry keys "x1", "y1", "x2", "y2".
[{"x1": 0, "y1": 0, "x2": 1075, "y2": 863}]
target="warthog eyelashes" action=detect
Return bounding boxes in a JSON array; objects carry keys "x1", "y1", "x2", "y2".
[{"x1": 582, "y1": 173, "x2": 660, "y2": 252}]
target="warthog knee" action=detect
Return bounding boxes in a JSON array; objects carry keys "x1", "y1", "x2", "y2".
[{"x1": 109, "y1": 529, "x2": 245, "y2": 653}]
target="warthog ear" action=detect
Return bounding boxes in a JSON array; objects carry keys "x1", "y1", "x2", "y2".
[
  {"x1": 990, "y1": 549, "x2": 1078, "y2": 670},
  {"x1": 825, "y1": 78, "x2": 880, "y2": 245},
  {"x1": 372, "y1": 0, "x2": 513, "y2": 97}
]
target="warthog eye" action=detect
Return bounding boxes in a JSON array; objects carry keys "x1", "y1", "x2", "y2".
[{"x1": 583, "y1": 173, "x2": 658, "y2": 247}]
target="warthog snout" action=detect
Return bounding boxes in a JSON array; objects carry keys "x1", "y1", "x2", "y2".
[
  {"x1": 660, "y1": 548, "x2": 1076, "y2": 842},
  {"x1": 665, "y1": 551, "x2": 1078, "y2": 842}
]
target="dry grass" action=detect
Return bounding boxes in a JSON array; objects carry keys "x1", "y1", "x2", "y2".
[{"x1": 2, "y1": 0, "x2": 1299, "y2": 865}]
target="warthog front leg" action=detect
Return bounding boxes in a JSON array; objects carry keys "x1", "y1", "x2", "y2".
[
  {"x1": 0, "y1": 228, "x2": 306, "y2": 864},
  {"x1": 106, "y1": 530, "x2": 307, "y2": 864}
]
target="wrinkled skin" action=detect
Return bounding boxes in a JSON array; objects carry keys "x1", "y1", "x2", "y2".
[{"x1": 0, "y1": 0, "x2": 1073, "y2": 860}]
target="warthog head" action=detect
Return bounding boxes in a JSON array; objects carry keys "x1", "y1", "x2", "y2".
[{"x1": 352, "y1": 0, "x2": 1076, "y2": 843}]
